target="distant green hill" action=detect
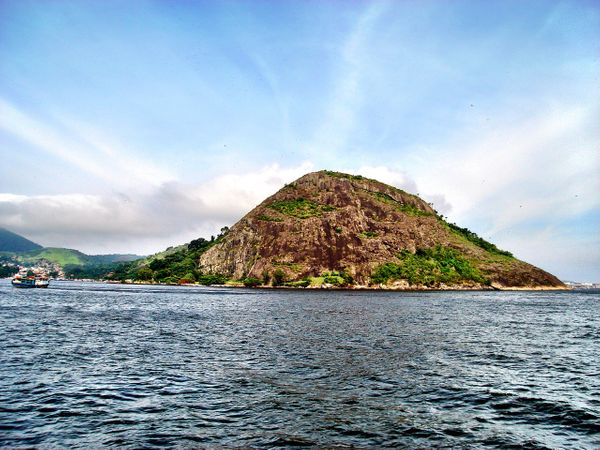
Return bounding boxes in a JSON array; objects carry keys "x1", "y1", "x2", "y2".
[
  {"x1": 20, "y1": 247, "x2": 90, "y2": 266},
  {"x1": 0, "y1": 228, "x2": 143, "y2": 279},
  {"x1": 0, "y1": 228, "x2": 42, "y2": 252},
  {"x1": 16, "y1": 248, "x2": 142, "y2": 267}
]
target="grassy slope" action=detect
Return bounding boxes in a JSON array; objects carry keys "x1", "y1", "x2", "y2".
[{"x1": 21, "y1": 248, "x2": 90, "y2": 266}]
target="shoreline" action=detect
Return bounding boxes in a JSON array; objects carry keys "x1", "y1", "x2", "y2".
[{"x1": 48, "y1": 278, "x2": 571, "y2": 292}]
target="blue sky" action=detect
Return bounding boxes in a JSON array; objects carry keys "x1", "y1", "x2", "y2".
[{"x1": 1, "y1": 0, "x2": 598, "y2": 281}]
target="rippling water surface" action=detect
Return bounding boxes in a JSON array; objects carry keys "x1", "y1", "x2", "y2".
[{"x1": 1, "y1": 280, "x2": 598, "y2": 448}]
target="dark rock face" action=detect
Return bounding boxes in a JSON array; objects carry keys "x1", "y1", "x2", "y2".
[{"x1": 199, "y1": 171, "x2": 565, "y2": 289}]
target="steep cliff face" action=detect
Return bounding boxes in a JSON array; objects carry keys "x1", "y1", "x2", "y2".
[{"x1": 199, "y1": 171, "x2": 564, "y2": 290}]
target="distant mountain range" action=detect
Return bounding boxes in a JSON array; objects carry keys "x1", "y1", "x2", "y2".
[
  {"x1": 0, "y1": 228, "x2": 42, "y2": 252},
  {"x1": 0, "y1": 228, "x2": 142, "y2": 269}
]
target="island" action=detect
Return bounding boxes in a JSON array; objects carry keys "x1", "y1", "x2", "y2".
[{"x1": 114, "y1": 170, "x2": 565, "y2": 290}]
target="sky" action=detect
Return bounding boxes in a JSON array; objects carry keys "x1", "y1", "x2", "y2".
[{"x1": 0, "y1": 0, "x2": 598, "y2": 281}]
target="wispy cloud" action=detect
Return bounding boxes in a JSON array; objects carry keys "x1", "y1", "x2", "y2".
[
  {"x1": 0, "y1": 98, "x2": 172, "y2": 190},
  {"x1": 308, "y1": 1, "x2": 388, "y2": 157},
  {"x1": 0, "y1": 99, "x2": 114, "y2": 183}
]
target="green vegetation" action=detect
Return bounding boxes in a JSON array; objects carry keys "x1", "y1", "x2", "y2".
[
  {"x1": 359, "y1": 231, "x2": 378, "y2": 239},
  {"x1": 179, "y1": 272, "x2": 197, "y2": 284},
  {"x1": 272, "y1": 269, "x2": 286, "y2": 286},
  {"x1": 268, "y1": 198, "x2": 335, "y2": 219},
  {"x1": 64, "y1": 263, "x2": 124, "y2": 279},
  {"x1": 286, "y1": 278, "x2": 311, "y2": 288},
  {"x1": 311, "y1": 270, "x2": 354, "y2": 287},
  {"x1": 104, "y1": 228, "x2": 231, "y2": 284},
  {"x1": 369, "y1": 191, "x2": 431, "y2": 217},
  {"x1": 398, "y1": 204, "x2": 430, "y2": 217},
  {"x1": 325, "y1": 270, "x2": 353, "y2": 286},
  {"x1": 262, "y1": 270, "x2": 271, "y2": 285},
  {"x1": 257, "y1": 214, "x2": 283, "y2": 222},
  {"x1": 445, "y1": 222, "x2": 513, "y2": 257},
  {"x1": 323, "y1": 170, "x2": 369, "y2": 181},
  {"x1": 197, "y1": 274, "x2": 228, "y2": 285},
  {"x1": 243, "y1": 277, "x2": 261, "y2": 287},
  {"x1": 334, "y1": 226, "x2": 342, "y2": 234},
  {"x1": 24, "y1": 248, "x2": 88, "y2": 266},
  {"x1": 371, "y1": 246, "x2": 488, "y2": 286},
  {"x1": 0, "y1": 265, "x2": 18, "y2": 278},
  {"x1": 136, "y1": 267, "x2": 154, "y2": 281}
]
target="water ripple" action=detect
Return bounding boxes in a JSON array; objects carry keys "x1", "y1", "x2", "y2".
[{"x1": 0, "y1": 280, "x2": 598, "y2": 448}]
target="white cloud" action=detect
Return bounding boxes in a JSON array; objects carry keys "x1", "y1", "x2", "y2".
[
  {"x1": 406, "y1": 100, "x2": 600, "y2": 280},
  {"x1": 413, "y1": 102, "x2": 600, "y2": 228},
  {"x1": 0, "y1": 162, "x2": 315, "y2": 254},
  {"x1": 1, "y1": 161, "x2": 455, "y2": 255}
]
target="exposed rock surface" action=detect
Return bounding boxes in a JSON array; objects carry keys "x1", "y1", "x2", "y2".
[{"x1": 199, "y1": 171, "x2": 565, "y2": 290}]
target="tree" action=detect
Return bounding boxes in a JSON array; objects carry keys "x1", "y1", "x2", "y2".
[
  {"x1": 179, "y1": 272, "x2": 197, "y2": 284},
  {"x1": 243, "y1": 277, "x2": 261, "y2": 287},
  {"x1": 136, "y1": 267, "x2": 153, "y2": 281},
  {"x1": 154, "y1": 268, "x2": 172, "y2": 281},
  {"x1": 272, "y1": 269, "x2": 286, "y2": 286},
  {"x1": 218, "y1": 226, "x2": 230, "y2": 238},
  {"x1": 262, "y1": 270, "x2": 271, "y2": 285},
  {"x1": 149, "y1": 258, "x2": 167, "y2": 271},
  {"x1": 0, "y1": 265, "x2": 18, "y2": 278},
  {"x1": 188, "y1": 237, "x2": 209, "y2": 252}
]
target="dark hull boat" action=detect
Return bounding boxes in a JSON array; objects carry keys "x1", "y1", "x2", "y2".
[
  {"x1": 11, "y1": 274, "x2": 49, "y2": 288},
  {"x1": 11, "y1": 277, "x2": 36, "y2": 288}
]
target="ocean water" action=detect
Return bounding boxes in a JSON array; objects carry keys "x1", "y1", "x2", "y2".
[{"x1": 0, "y1": 280, "x2": 598, "y2": 448}]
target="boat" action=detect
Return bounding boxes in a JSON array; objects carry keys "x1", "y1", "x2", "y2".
[
  {"x1": 11, "y1": 271, "x2": 50, "y2": 288},
  {"x1": 35, "y1": 277, "x2": 50, "y2": 288},
  {"x1": 11, "y1": 274, "x2": 36, "y2": 288}
]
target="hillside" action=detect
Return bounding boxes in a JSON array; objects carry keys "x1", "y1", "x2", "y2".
[
  {"x1": 0, "y1": 228, "x2": 42, "y2": 252},
  {"x1": 21, "y1": 247, "x2": 90, "y2": 266},
  {"x1": 198, "y1": 171, "x2": 564, "y2": 290},
  {"x1": 1, "y1": 245, "x2": 143, "y2": 279},
  {"x1": 105, "y1": 236, "x2": 227, "y2": 284}
]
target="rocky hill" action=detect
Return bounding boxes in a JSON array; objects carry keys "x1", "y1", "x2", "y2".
[{"x1": 199, "y1": 171, "x2": 564, "y2": 290}]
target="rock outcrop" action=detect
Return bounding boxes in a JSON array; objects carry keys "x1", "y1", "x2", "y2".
[{"x1": 199, "y1": 171, "x2": 565, "y2": 290}]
